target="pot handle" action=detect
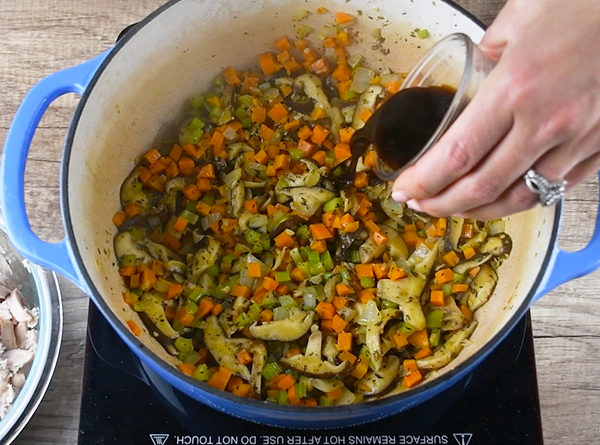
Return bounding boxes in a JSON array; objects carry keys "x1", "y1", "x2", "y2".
[
  {"x1": 0, "y1": 51, "x2": 110, "y2": 289},
  {"x1": 533, "y1": 171, "x2": 600, "y2": 302}
]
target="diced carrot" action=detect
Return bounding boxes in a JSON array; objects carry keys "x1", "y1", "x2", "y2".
[
  {"x1": 176, "y1": 307, "x2": 195, "y2": 326},
  {"x1": 373, "y1": 263, "x2": 389, "y2": 279},
  {"x1": 315, "y1": 301, "x2": 336, "y2": 320},
  {"x1": 408, "y1": 329, "x2": 430, "y2": 349},
  {"x1": 207, "y1": 366, "x2": 233, "y2": 391},
  {"x1": 414, "y1": 346, "x2": 433, "y2": 360},
  {"x1": 426, "y1": 223, "x2": 438, "y2": 238},
  {"x1": 209, "y1": 131, "x2": 225, "y2": 149},
  {"x1": 277, "y1": 373, "x2": 296, "y2": 390},
  {"x1": 388, "y1": 266, "x2": 405, "y2": 281},
  {"x1": 259, "y1": 124, "x2": 275, "y2": 142},
  {"x1": 363, "y1": 151, "x2": 376, "y2": 169},
  {"x1": 402, "y1": 370, "x2": 422, "y2": 388},
  {"x1": 336, "y1": 282, "x2": 354, "y2": 296},
  {"x1": 273, "y1": 35, "x2": 292, "y2": 52},
  {"x1": 143, "y1": 148, "x2": 161, "y2": 165},
  {"x1": 452, "y1": 283, "x2": 469, "y2": 293},
  {"x1": 463, "y1": 246, "x2": 476, "y2": 259},
  {"x1": 254, "y1": 149, "x2": 269, "y2": 165},
  {"x1": 372, "y1": 231, "x2": 388, "y2": 246},
  {"x1": 338, "y1": 350, "x2": 357, "y2": 364},
  {"x1": 231, "y1": 284, "x2": 252, "y2": 299},
  {"x1": 126, "y1": 320, "x2": 141, "y2": 336},
  {"x1": 400, "y1": 231, "x2": 423, "y2": 249},
  {"x1": 247, "y1": 262, "x2": 262, "y2": 278},
  {"x1": 283, "y1": 119, "x2": 300, "y2": 131},
  {"x1": 274, "y1": 231, "x2": 295, "y2": 248},
  {"x1": 331, "y1": 64, "x2": 352, "y2": 82},
  {"x1": 251, "y1": 106, "x2": 267, "y2": 124},
  {"x1": 358, "y1": 289, "x2": 376, "y2": 303},
  {"x1": 332, "y1": 314, "x2": 347, "y2": 333},
  {"x1": 430, "y1": 289, "x2": 446, "y2": 306},
  {"x1": 354, "y1": 171, "x2": 369, "y2": 189},
  {"x1": 310, "y1": 223, "x2": 333, "y2": 240},
  {"x1": 140, "y1": 268, "x2": 157, "y2": 291},
  {"x1": 337, "y1": 331, "x2": 353, "y2": 351},
  {"x1": 197, "y1": 178, "x2": 212, "y2": 192},
  {"x1": 165, "y1": 161, "x2": 180, "y2": 178},
  {"x1": 403, "y1": 359, "x2": 419, "y2": 374},
  {"x1": 195, "y1": 201, "x2": 212, "y2": 217},
  {"x1": 162, "y1": 233, "x2": 181, "y2": 251},
  {"x1": 384, "y1": 81, "x2": 401, "y2": 94},
  {"x1": 168, "y1": 144, "x2": 183, "y2": 161},
  {"x1": 197, "y1": 297, "x2": 216, "y2": 319},
  {"x1": 355, "y1": 264, "x2": 374, "y2": 279},
  {"x1": 236, "y1": 348, "x2": 253, "y2": 366},
  {"x1": 460, "y1": 304, "x2": 474, "y2": 321},
  {"x1": 178, "y1": 157, "x2": 196, "y2": 176},
  {"x1": 469, "y1": 266, "x2": 481, "y2": 278},
  {"x1": 358, "y1": 108, "x2": 373, "y2": 123},
  {"x1": 334, "y1": 11, "x2": 355, "y2": 25},
  {"x1": 291, "y1": 267, "x2": 305, "y2": 282},
  {"x1": 443, "y1": 251, "x2": 460, "y2": 267},
  {"x1": 334, "y1": 143, "x2": 352, "y2": 163},
  {"x1": 351, "y1": 358, "x2": 369, "y2": 379},
  {"x1": 332, "y1": 296, "x2": 349, "y2": 310},
  {"x1": 393, "y1": 333, "x2": 409, "y2": 349},
  {"x1": 258, "y1": 52, "x2": 281, "y2": 75},
  {"x1": 311, "y1": 57, "x2": 330, "y2": 74},
  {"x1": 222, "y1": 66, "x2": 242, "y2": 86},
  {"x1": 178, "y1": 363, "x2": 196, "y2": 377},
  {"x1": 260, "y1": 309, "x2": 274, "y2": 322},
  {"x1": 311, "y1": 124, "x2": 330, "y2": 145},
  {"x1": 198, "y1": 163, "x2": 216, "y2": 178},
  {"x1": 436, "y1": 218, "x2": 447, "y2": 236},
  {"x1": 273, "y1": 153, "x2": 291, "y2": 170},
  {"x1": 310, "y1": 239, "x2": 327, "y2": 253},
  {"x1": 112, "y1": 211, "x2": 127, "y2": 228},
  {"x1": 338, "y1": 127, "x2": 355, "y2": 145},
  {"x1": 241, "y1": 75, "x2": 260, "y2": 94},
  {"x1": 344, "y1": 221, "x2": 360, "y2": 233},
  {"x1": 182, "y1": 184, "x2": 201, "y2": 201},
  {"x1": 245, "y1": 199, "x2": 258, "y2": 214},
  {"x1": 146, "y1": 174, "x2": 166, "y2": 192},
  {"x1": 262, "y1": 276, "x2": 279, "y2": 291},
  {"x1": 298, "y1": 139, "x2": 316, "y2": 156},
  {"x1": 173, "y1": 216, "x2": 189, "y2": 233},
  {"x1": 166, "y1": 283, "x2": 183, "y2": 300},
  {"x1": 435, "y1": 268, "x2": 454, "y2": 284},
  {"x1": 268, "y1": 103, "x2": 289, "y2": 124}
]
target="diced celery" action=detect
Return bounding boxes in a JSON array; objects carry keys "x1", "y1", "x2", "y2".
[
  {"x1": 129, "y1": 227, "x2": 143, "y2": 241},
  {"x1": 290, "y1": 248, "x2": 303, "y2": 265},
  {"x1": 248, "y1": 303, "x2": 262, "y2": 321},
  {"x1": 190, "y1": 95, "x2": 205, "y2": 109},
  {"x1": 275, "y1": 271, "x2": 291, "y2": 282},
  {"x1": 290, "y1": 149, "x2": 305, "y2": 161},
  {"x1": 205, "y1": 264, "x2": 220, "y2": 279},
  {"x1": 360, "y1": 277, "x2": 376, "y2": 289},
  {"x1": 296, "y1": 225, "x2": 310, "y2": 239},
  {"x1": 319, "y1": 396, "x2": 334, "y2": 406},
  {"x1": 261, "y1": 295, "x2": 279, "y2": 309},
  {"x1": 417, "y1": 230, "x2": 426, "y2": 238},
  {"x1": 381, "y1": 299, "x2": 399, "y2": 309},
  {"x1": 174, "y1": 337, "x2": 195, "y2": 354},
  {"x1": 453, "y1": 272, "x2": 465, "y2": 283},
  {"x1": 277, "y1": 390, "x2": 288, "y2": 405},
  {"x1": 295, "y1": 381, "x2": 307, "y2": 398},
  {"x1": 308, "y1": 251, "x2": 321, "y2": 267},
  {"x1": 321, "y1": 250, "x2": 335, "y2": 272},
  {"x1": 245, "y1": 229, "x2": 262, "y2": 244},
  {"x1": 192, "y1": 364, "x2": 210, "y2": 381},
  {"x1": 310, "y1": 263, "x2": 326, "y2": 276},
  {"x1": 442, "y1": 283, "x2": 453, "y2": 296},
  {"x1": 234, "y1": 312, "x2": 252, "y2": 327},
  {"x1": 185, "y1": 201, "x2": 198, "y2": 212},
  {"x1": 323, "y1": 197, "x2": 344, "y2": 213},
  {"x1": 429, "y1": 328, "x2": 441, "y2": 347},
  {"x1": 261, "y1": 362, "x2": 283, "y2": 380},
  {"x1": 340, "y1": 267, "x2": 351, "y2": 282},
  {"x1": 201, "y1": 194, "x2": 215, "y2": 206},
  {"x1": 234, "y1": 106, "x2": 248, "y2": 119},
  {"x1": 398, "y1": 321, "x2": 417, "y2": 336},
  {"x1": 180, "y1": 209, "x2": 200, "y2": 225},
  {"x1": 298, "y1": 261, "x2": 311, "y2": 278},
  {"x1": 349, "y1": 249, "x2": 360, "y2": 263},
  {"x1": 184, "y1": 300, "x2": 199, "y2": 315},
  {"x1": 238, "y1": 95, "x2": 254, "y2": 107},
  {"x1": 279, "y1": 295, "x2": 298, "y2": 309},
  {"x1": 426, "y1": 309, "x2": 444, "y2": 329},
  {"x1": 417, "y1": 28, "x2": 429, "y2": 39},
  {"x1": 187, "y1": 287, "x2": 203, "y2": 303},
  {"x1": 273, "y1": 306, "x2": 289, "y2": 320},
  {"x1": 121, "y1": 254, "x2": 137, "y2": 267},
  {"x1": 241, "y1": 117, "x2": 253, "y2": 129}
]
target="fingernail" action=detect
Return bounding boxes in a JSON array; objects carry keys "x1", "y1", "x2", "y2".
[
  {"x1": 392, "y1": 190, "x2": 411, "y2": 202},
  {"x1": 407, "y1": 199, "x2": 422, "y2": 212}
]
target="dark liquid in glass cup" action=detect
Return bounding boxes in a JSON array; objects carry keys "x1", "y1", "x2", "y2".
[{"x1": 349, "y1": 85, "x2": 456, "y2": 173}]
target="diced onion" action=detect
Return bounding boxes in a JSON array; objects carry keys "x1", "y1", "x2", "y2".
[
  {"x1": 356, "y1": 300, "x2": 382, "y2": 326},
  {"x1": 201, "y1": 213, "x2": 222, "y2": 231},
  {"x1": 223, "y1": 125, "x2": 238, "y2": 141},
  {"x1": 489, "y1": 220, "x2": 505, "y2": 235},
  {"x1": 223, "y1": 168, "x2": 242, "y2": 188},
  {"x1": 248, "y1": 214, "x2": 268, "y2": 229},
  {"x1": 351, "y1": 67, "x2": 375, "y2": 94}
]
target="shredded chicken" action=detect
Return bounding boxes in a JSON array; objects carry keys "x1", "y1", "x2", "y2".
[{"x1": 0, "y1": 254, "x2": 38, "y2": 418}]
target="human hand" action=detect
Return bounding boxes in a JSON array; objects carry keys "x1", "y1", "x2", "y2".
[{"x1": 391, "y1": 0, "x2": 600, "y2": 219}]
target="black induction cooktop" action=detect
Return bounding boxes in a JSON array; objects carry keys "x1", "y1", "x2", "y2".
[{"x1": 78, "y1": 303, "x2": 543, "y2": 445}]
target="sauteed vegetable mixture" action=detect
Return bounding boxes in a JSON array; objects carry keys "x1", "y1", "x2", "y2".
[{"x1": 112, "y1": 11, "x2": 511, "y2": 406}]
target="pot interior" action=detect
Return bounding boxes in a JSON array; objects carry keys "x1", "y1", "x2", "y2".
[{"x1": 66, "y1": 0, "x2": 557, "y2": 396}]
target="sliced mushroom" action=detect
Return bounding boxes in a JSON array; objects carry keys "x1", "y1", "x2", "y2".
[
  {"x1": 249, "y1": 340, "x2": 267, "y2": 397},
  {"x1": 203, "y1": 315, "x2": 254, "y2": 381},
  {"x1": 293, "y1": 73, "x2": 343, "y2": 142},
  {"x1": 2, "y1": 349, "x2": 34, "y2": 373},
  {"x1": 279, "y1": 187, "x2": 336, "y2": 217},
  {"x1": 120, "y1": 167, "x2": 149, "y2": 215},
  {"x1": 0, "y1": 319, "x2": 17, "y2": 350},
  {"x1": 187, "y1": 236, "x2": 222, "y2": 284},
  {"x1": 352, "y1": 85, "x2": 384, "y2": 130},
  {"x1": 134, "y1": 295, "x2": 179, "y2": 347},
  {"x1": 357, "y1": 355, "x2": 400, "y2": 396},
  {"x1": 452, "y1": 253, "x2": 493, "y2": 276},
  {"x1": 228, "y1": 182, "x2": 245, "y2": 217},
  {"x1": 114, "y1": 232, "x2": 153, "y2": 263},
  {"x1": 6, "y1": 289, "x2": 33, "y2": 324},
  {"x1": 410, "y1": 239, "x2": 441, "y2": 280},
  {"x1": 416, "y1": 321, "x2": 478, "y2": 369},
  {"x1": 281, "y1": 326, "x2": 348, "y2": 377},
  {"x1": 380, "y1": 197, "x2": 406, "y2": 226},
  {"x1": 478, "y1": 233, "x2": 513, "y2": 256},
  {"x1": 248, "y1": 307, "x2": 314, "y2": 341},
  {"x1": 377, "y1": 278, "x2": 427, "y2": 330},
  {"x1": 445, "y1": 217, "x2": 464, "y2": 251},
  {"x1": 466, "y1": 264, "x2": 498, "y2": 311},
  {"x1": 459, "y1": 228, "x2": 488, "y2": 252},
  {"x1": 138, "y1": 237, "x2": 182, "y2": 263},
  {"x1": 358, "y1": 225, "x2": 407, "y2": 264}
]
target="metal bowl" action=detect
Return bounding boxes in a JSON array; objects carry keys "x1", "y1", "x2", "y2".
[{"x1": 0, "y1": 221, "x2": 62, "y2": 444}]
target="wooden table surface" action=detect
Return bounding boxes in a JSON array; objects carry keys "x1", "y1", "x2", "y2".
[{"x1": 1, "y1": 1, "x2": 599, "y2": 444}]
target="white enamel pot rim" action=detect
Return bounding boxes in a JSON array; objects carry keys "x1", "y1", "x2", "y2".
[{"x1": 3, "y1": 0, "x2": 600, "y2": 428}]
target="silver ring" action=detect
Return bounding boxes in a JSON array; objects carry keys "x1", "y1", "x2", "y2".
[{"x1": 524, "y1": 169, "x2": 566, "y2": 206}]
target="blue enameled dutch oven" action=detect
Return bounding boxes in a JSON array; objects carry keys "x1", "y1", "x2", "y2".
[{"x1": 2, "y1": 0, "x2": 600, "y2": 429}]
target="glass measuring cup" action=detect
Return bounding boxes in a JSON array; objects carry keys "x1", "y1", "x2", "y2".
[{"x1": 373, "y1": 33, "x2": 495, "y2": 181}]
